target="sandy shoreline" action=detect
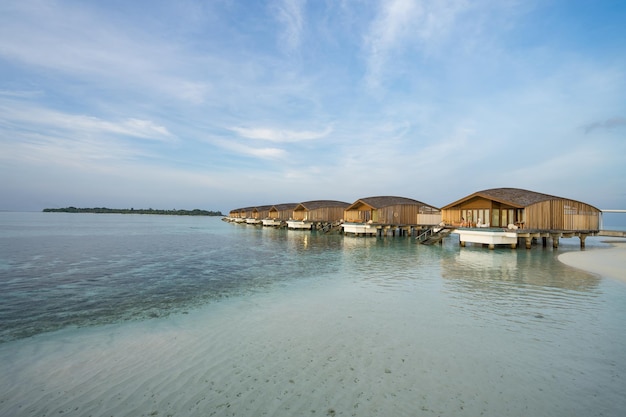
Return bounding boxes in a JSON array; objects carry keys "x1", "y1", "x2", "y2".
[{"x1": 558, "y1": 239, "x2": 626, "y2": 283}]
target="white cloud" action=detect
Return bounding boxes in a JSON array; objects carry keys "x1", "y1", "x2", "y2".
[
  {"x1": 0, "y1": 130, "x2": 145, "y2": 170},
  {"x1": 364, "y1": 0, "x2": 417, "y2": 89},
  {"x1": 0, "y1": 89, "x2": 43, "y2": 98},
  {"x1": 229, "y1": 125, "x2": 332, "y2": 143},
  {"x1": 273, "y1": 0, "x2": 306, "y2": 52},
  {"x1": 363, "y1": 0, "x2": 472, "y2": 90},
  {"x1": 0, "y1": 1, "x2": 212, "y2": 104},
  {"x1": 0, "y1": 102, "x2": 172, "y2": 141},
  {"x1": 211, "y1": 138, "x2": 287, "y2": 160}
]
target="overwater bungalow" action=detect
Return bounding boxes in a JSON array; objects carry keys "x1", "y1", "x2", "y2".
[
  {"x1": 236, "y1": 207, "x2": 256, "y2": 224},
  {"x1": 227, "y1": 208, "x2": 241, "y2": 219},
  {"x1": 344, "y1": 196, "x2": 441, "y2": 224},
  {"x1": 440, "y1": 187, "x2": 601, "y2": 248},
  {"x1": 227, "y1": 207, "x2": 247, "y2": 223},
  {"x1": 245, "y1": 205, "x2": 272, "y2": 225},
  {"x1": 343, "y1": 196, "x2": 441, "y2": 236},
  {"x1": 286, "y1": 200, "x2": 350, "y2": 229},
  {"x1": 269, "y1": 203, "x2": 298, "y2": 221},
  {"x1": 263, "y1": 203, "x2": 298, "y2": 227},
  {"x1": 441, "y1": 187, "x2": 600, "y2": 230}
]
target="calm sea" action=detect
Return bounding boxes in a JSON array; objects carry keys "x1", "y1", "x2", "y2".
[
  {"x1": 0, "y1": 211, "x2": 625, "y2": 343},
  {"x1": 1, "y1": 212, "x2": 625, "y2": 416},
  {"x1": 0, "y1": 212, "x2": 346, "y2": 342}
]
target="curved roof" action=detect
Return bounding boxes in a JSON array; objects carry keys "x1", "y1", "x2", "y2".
[
  {"x1": 295, "y1": 200, "x2": 350, "y2": 210},
  {"x1": 442, "y1": 188, "x2": 600, "y2": 211},
  {"x1": 270, "y1": 203, "x2": 298, "y2": 211},
  {"x1": 347, "y1": 196, "x2": 439, "y2": 210}
]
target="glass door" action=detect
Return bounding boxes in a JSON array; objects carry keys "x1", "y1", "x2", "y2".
[{"x1": 492, "y1": 209, "x2": 500, "y2": 227}]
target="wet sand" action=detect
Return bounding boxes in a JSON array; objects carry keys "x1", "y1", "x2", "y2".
[
  {"x1": 558, "y1": 240, "x2": 626, "y2": 283},
  {"x1": 0, "y1": 283, "x2": 490, "y2": 417},
  {"x1": 0, "y1": 280, "x2": 590, "y2": 417}
]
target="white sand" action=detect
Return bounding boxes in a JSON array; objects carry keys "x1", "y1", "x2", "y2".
[
  {"x1": 0, "y1": 280, "x2": 553, "y2": 416},
  {"x1": 0, "y1": 284, "x2": 439, "y2": 416},
  {"x1": 558, "y1": 240, "x2": 626, "y2": 284}
]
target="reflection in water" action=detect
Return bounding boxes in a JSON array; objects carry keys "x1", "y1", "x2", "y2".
[
  {"x1": 338, "y1": 236, "x2": 453, "y2": 294},
  {"x1": 442, "y1": 247, "x2": 600, "y2": 290},
  {"x1": 440, "y1": 245, "x2": 603, "y2": 332}
]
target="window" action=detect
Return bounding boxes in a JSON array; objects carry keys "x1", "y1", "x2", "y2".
[{"x1": 492, "y1": 209, "x2": 500, "y2": 227}]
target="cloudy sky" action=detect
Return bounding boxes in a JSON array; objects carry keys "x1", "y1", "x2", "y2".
[{"x1": 1, "y1": 0, "x2": 625, "y2": 213}]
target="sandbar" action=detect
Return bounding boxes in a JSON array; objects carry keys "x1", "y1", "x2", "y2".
[{"x1": 558, "y1": 240, "x2": 626, "y2": 283}]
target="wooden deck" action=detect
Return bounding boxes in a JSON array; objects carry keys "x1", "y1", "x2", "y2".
[
  {"x1": 286, "y1": 220, "x2": 312, "y2": 230},
  {"x1": 342, "y1": 222, "x2": 434, "y2": 237},
  {"x1": 452, "y1": 227, "x2": 602, "y2": 249}
]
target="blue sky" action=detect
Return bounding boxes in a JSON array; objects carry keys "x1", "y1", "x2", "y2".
[{"x1": 1, "y1": 0, "x2": 625, "y2": 213}]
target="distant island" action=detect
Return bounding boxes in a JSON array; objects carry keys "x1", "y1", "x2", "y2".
[{"x1": 42, "y1": 207, "x2": 224, "y2": 216}]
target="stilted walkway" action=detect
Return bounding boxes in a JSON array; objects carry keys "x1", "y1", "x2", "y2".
[{"x1": 417, "y1": 225, "x2": 453, "y2": 245}]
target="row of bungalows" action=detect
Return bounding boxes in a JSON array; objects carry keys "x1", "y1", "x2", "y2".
[
  {"x1": 227, "y1": 203, "x2": 296, "y2": 225},
  {"x1": 227, "y1": 196, "x2": 443, "y2": 234},
  {"x1": 226, "y1": 188, "x2": 602, "y2": 247}
]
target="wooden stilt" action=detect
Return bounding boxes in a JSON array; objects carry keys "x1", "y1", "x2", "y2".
[{"x1": 551, "y1": 233, "x2": 560, "y2": 248}]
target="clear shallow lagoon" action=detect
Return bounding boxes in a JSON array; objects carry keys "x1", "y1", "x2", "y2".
[{"x1": 0, "y1": 212, "x2": 625, "y2": 416}]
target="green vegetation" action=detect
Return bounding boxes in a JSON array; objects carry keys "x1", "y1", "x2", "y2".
[{"x1": 42, "y1": 207, "x2": 223, "y2": 216}]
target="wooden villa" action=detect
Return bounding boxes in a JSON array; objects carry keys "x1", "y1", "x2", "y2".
[
  {"x1": 441, "y1": 188, "x2": 601, "y2": 230},
  {"x1": 228, "y1": 208, "x2": 242, "y2": 219},
  {"x1": 344, "y1": 196, "x2": 441, "y2": 225},
  {"x1": 227, "y1": 207, "x2": 248, "y2": 223},
  {"x1": 237, "y1": 207, "x2": 256, "y2": 224},
  {"x1": 343, "y1": 196, "x2": 441, "y2": 236},
  {"x1": 255, "y1": 205, "x2": 273, "y2": 219},
  {"x1": 292, "y1": 200, "x2": 350, "y2": 221},
  {"x1": 269, "y1": 203, "x2": 299, "y2": 221},
  {"x1": 263, "y1": 203, "x2": 298, "y2": 227},
  {"x1": 238, "y1": 207, "x2": 253, "y2": 219},
  {"x1": 287, "y1": 200, "x2": 350, "y2": 229},
  {"x1": 440, "y1": 188, "x2": 601, "y2": 248}
]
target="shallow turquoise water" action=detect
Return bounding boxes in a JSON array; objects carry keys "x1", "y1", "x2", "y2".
[{"x1": 0, "y1": 212, "x2": 625, "y2": 416}]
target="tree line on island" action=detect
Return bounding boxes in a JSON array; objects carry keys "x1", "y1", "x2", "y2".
[{"x1": 42, "y1": 207, "x2": 224, "y2": 216}]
